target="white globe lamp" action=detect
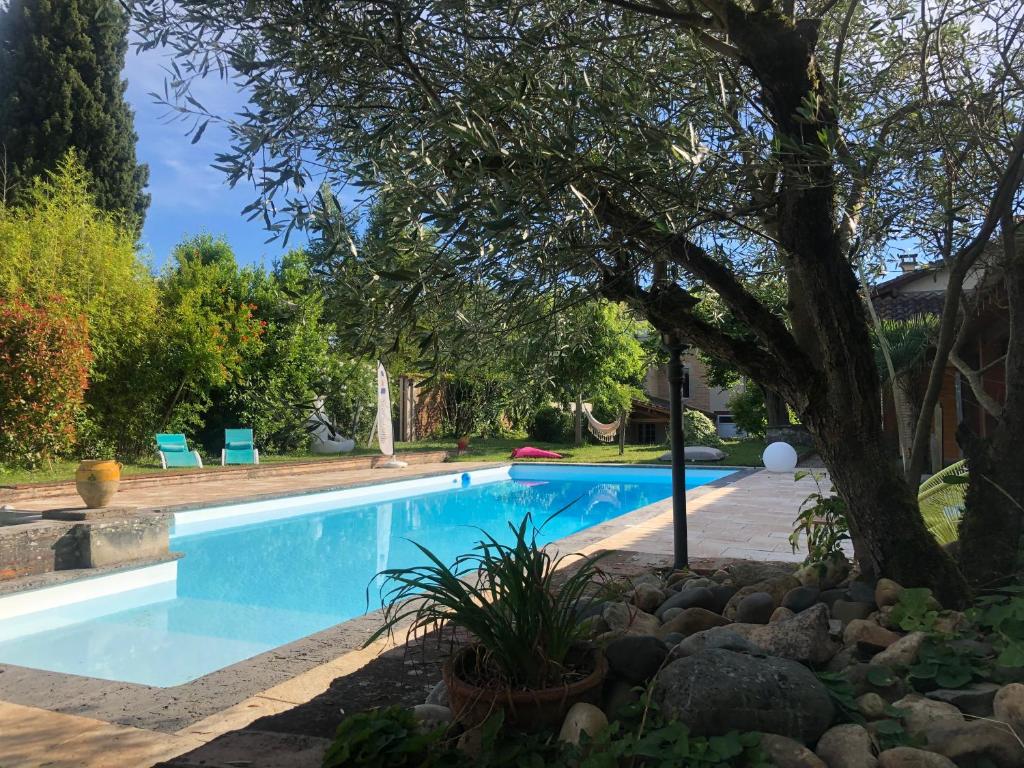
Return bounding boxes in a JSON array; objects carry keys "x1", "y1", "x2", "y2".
[{"x1": 762, "y1": 441, "x2": 798, "y2": 473}]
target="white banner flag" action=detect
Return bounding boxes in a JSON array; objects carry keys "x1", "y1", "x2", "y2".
[{"x1": 376, "y1": 361, "x2": 394, "y2": 456}]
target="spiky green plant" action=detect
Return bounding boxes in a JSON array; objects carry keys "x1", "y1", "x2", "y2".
[{"x1": 366, "y1": 509, "x2": 606, "y2": 690}]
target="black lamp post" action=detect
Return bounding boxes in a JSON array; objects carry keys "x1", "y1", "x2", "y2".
[{"x1": 665, "y1": 336, "x2": 689, "y2": 570}]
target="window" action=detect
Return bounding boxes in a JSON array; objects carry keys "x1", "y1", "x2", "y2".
[
  {"x1": 637, "y1": 423, "x2": 657, "y2": 444},
  {"x1": 681, "y1": 367, "x2": 690, "y2": 399}
]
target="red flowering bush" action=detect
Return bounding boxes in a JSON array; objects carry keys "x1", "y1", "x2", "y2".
[{"x1": 0, "y1": 296, "x2": 92, "y2": 466}]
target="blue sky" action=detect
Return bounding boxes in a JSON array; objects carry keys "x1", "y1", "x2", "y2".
[{"x1": 125, "y1": 44, "x2": 306, "y2": 271}]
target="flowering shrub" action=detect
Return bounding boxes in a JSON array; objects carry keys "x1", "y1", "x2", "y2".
[{"x1": 0, "y1": 296, "x2": 92, "y2": 466}]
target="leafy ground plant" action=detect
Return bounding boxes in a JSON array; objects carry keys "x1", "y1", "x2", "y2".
[
  {"x1": 789, "y1": 471, "x2": 849, "y2": 567},
  {"x1": 322, "y1": 707, "x2": 458, "y2": 768},
  {"x1": 367, "y1": 510, "x2": 607, "y2": 690}
]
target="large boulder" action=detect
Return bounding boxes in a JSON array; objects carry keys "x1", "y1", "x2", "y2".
[
  {"x1": 652, "y1": 649, "x2": 835, "y2": 743},
  {"x1": 726, "y1": 604, "x2": 837, "y2": 664},
  {"x1": 815, "y1": 724, "x2": 878, "y2": 768},
  {"x1": 604, "y1": 635, "x2": 667, "y2": 684}
]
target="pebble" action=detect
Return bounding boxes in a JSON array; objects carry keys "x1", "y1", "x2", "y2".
[
  {"x1": 412, "y1": 704, "x2": 453, "y2": 729},
  {"x1": 925, "y1": 682, "x2": 1001, "y2": 717},
  {"x1": 993, "y1": 682, "x2": 1024, "y2": 734},
  {"x1": 856, "y1": 692, "x2": 888, "y2": 720},
  {"x1": 759, "y1": 733, "x2": 827, "y2": 768},
  {"x1": 632, "y1": 583, "x2": 665, "y2": 613},
  {"x1": 771, "y1": 606, "x2": 796, "y2": 623},
  {"x1": 655, "y1": 587, "x2": 717, "y2": 618}
]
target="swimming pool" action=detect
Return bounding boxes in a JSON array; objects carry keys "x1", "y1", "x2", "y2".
[{"x1": 0, "y1": 464, "x2": 734, "y2": 686}]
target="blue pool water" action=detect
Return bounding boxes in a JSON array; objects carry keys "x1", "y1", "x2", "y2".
[{"x1": 0, "y1": 465, "x2": 733, "y2": 686}]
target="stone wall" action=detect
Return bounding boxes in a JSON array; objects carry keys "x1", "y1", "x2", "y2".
[{"x1": 765, "y1": 424, "x2": 814, "y2": 447}]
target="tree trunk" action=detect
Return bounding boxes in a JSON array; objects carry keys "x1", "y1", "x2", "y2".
[
  {"x1": 804, "y1": 395, "x2": 970, "y2": 607},
  {"x1": 764, "y1": 387, "x2": 789, "y2": 426}
]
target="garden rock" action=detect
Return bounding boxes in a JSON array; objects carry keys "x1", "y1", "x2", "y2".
[
  {"x1": 653, "y1": 649, "x2": 834, "y2": 743},
  {"x1": 771, "y1": 607, "x2": 796, "y2": 623},
  {"x1": 875, "y1": 579, "x2": 904, "y2": 608},
  {"x1": 681, "y1": 576, "x2": 713, "y2": 591},
  {"x1": 660, "y1": 607, "x2": 684, "y2": 624},
  {"x1": 925, "y1": 682, "x2": 1001, "y2": 717},
  {"x1": 666, "y1": 570, "x2": 692, "y2": 587},
  {"x1": 726, "y1": 562, "x2": 796, "y2": 588},
  {"x1": 783, "y1": 586, "x2": 821, "y2": 613},
  {"x1": 662, "y1": 632, "x2": 683, "y2": 645},
  {"x1": 819, "y1": 588, "x2": 849, "y2": 608},
  {"x1": 993, "y1": 682, "x2": 1024, "y2": 733},
  {"x1": 656, "y1": 607, "x2": 731, "y2": 639},
  {"x1": 923, "y1": 719, "x2": 1024, "y2": 768},
  {"x1": 844, "y1": 619, "x2": 901, "y2": 651},
  {"x1": 631, "y1": 573, "x2": 663, "y2": 590},
  {"x1": 845, "y1": 662, "x2": 909, "y2": 700},
  {"x1": 893, "y1": 694, "x2": 962, "y2": 739},
  {"x1": 558, "y1": 703, "x2": 608, "y2": 745},
  {"x1": 425, "y1": 680, "x2": 449, "y2": 707},
  {"x1": 575, "y1": 597, "x2": 606, "y2": 620},
  {"x1": 796, "y1": 557, "x2": 850, "y2": 590},
  {"x1": 632, "y1": 583, "x2": 665, "y2": 613},
  {"x1": 656, "y1": 587, "x2": 717, "y2": 617},
  {"x1": 412, "y1": 704, "x2": 453, "y2": 729},
  {"x1": 723, "y1": 575, "x2": 800, "y2": 620},
  {"x1": 870, "y1": 632, "x2": 926, "y2": 668},
  {"x1": 815, "y1": 724, "x2": 878, "y2": 768},
  {"x1": 758, "y1": 734, "x2": 827, "y2": 768},
  {"x1": 727, "y1": 603, "x2": 836, "y2": 664},
  {"x1": 735, "y1": 592, "x2": 776, "y2": 624},
  {"x1": 603, "y1": 603, "x2": 659, "y2": 635},
  {"x1": 832, "y1": 599, "x2": 875, "y2": 625},
  {"x1": 847, "y1": 580, "x2": 878, "y2": 607},
  {"x1": 856, "y1": 693, "x2": 888, "y2": 720},
  {"x1": 932, "y1": 611, "x2": 965, "y2": 635},
  {"x1": 673, "y1": 627, "x2": 765, "y2": 658},
  {"x1": 604, "y1": 635, "x2": 667, "y2": 684},
  {"x1": 709, "y1": 584, "x2": 739, "y2": 613},
  {"x1": 876, "y1": 747, "x2": 956, "y2": 768},
  {"x1": 579, "y1": 614, "x2": 610, "y2": 638}
]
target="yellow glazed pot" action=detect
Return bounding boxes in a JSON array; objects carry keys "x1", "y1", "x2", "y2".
[{"x1": 75, "y1": 459, "x2": 122, "y2": 508}]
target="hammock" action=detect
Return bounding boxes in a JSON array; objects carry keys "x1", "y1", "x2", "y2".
[{"x1": 583, "y1": 404, "x2": 621, "y2": 443}]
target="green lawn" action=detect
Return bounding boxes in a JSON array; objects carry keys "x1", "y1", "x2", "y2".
[
  {"x1": 0, "y1": 437, "x2": 770, "y2": 487},
  {"x1": 396, "y1": 436, "x2": 769, "y2": 467}
]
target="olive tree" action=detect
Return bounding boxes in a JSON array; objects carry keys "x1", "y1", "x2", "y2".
[{"x1": 131, "y1": 0, "x2": 1024, "y2": 602}]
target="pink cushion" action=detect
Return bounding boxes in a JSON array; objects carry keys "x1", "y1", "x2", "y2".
[{"x1": 510, "y1": 446, "x2": 563, "y2": 459}]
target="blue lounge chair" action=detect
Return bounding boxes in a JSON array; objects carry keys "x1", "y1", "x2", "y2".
[
  {"x1": 156, "y1": 433, "x2": 203, "y2": 469},
  {"x1": 222, "y1": 428, "x2": 259, "y2": 465}
]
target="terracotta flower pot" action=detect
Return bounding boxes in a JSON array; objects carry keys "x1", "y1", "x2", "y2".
[
  {"x1": 75, "y1": 459, "x2": 122, "y2": 509},
  {"x1": 442, "y1": 644, "x2": 607, "y2": 730}
]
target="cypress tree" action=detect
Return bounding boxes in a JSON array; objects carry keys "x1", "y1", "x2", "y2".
[{"x1": 0, "y1": 0, "x2": 150, "y2": 225}]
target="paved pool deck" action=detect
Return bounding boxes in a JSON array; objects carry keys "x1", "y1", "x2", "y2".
[{"x1": 0, "y1": 463, "x2": 823, "y2": 768}]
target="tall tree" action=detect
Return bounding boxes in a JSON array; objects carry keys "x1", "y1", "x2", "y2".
[
  {"x1": 0, "y1": 0, "x2": 149, "y2": 223},
  {"x1": 132, "y1": 0, "x2": 1024, "y2": 603}
]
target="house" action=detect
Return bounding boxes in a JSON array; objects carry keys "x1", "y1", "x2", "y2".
[
  {"x1": 626, "y1": 351, "x2": 739, "y2": 444},
  {"x1": 872, "y1": 254, "x2": 1008, "y2": 472}
]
